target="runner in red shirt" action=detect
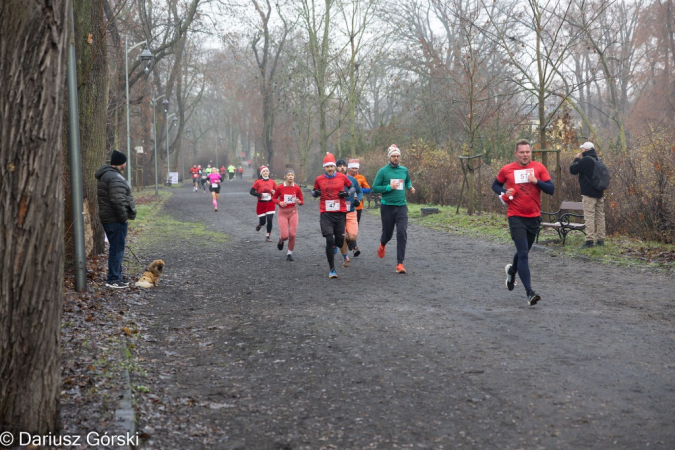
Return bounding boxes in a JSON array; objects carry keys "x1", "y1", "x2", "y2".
[
  {"x1": 189, "y1": 165, "x2": 200, "y2": 192},
  {"x1": 312, "y1": 152, "x2": 354, "y2": 278},
  {"x1": 273, "y1": 168, "x2": 304, "y2": 261},
  {"x1": 250, "y1": 166, "x2": 277, "y2": 242},
  {"x1": 492, "y1": 139, "x2": 554, "y2": 306}
]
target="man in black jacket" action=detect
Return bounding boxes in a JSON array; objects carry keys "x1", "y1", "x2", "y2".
[
  {"x1": 96, "y1": 150, "x2": 136, "y2": 288},
  {"x1": 569, "y1": 142, "x2": 605, "y2": 248}
]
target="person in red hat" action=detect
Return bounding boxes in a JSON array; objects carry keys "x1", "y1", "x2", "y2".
[
  {"x1": 250, "y1": 165, "x2": 277, "y2": 242},
  {"x1": 312, "y1": 152, "x2": 355, "y2": 278}
]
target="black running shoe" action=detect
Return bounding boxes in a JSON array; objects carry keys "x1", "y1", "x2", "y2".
[
  {"x1": 505, "y1": 264, "x2": 516, "y2": 291},
  {"x1": 106, "y1": 281, "x2": 129, "y2": 289},
  {"x1": 286, "y1": 254, "x2": 294, "y2": 261},
  {"x1": 256, "y1": 224, "x2": 262, "y2": 232},
  {"x1": 527, "y1": 290, "x2": 541, "y2": 306},
  {"x1": 353, "y1": 246, "x2": 361, "y2": 257},
  {"x1": 277, "y1": 240, "x2": 284, "y2": 251}
]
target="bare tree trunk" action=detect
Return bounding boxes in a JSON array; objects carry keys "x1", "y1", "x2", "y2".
[
  {"x1": 64, "y1": 0, "x2": 108, "y2": 257},
  {"x1": 0, "y1": 0, "x2": 67, "y2": 434}
]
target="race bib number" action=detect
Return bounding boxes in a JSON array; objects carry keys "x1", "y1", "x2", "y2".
[
  {"x1": 284, "y1": 194, "x2": 296, "y2": 204},
  {"x1": 261, "y1": 193, "x2": 272, "y2": 201},
  {"x1": 325, "y1": 200, "x2": 339, "y2": 211},
  {"x1": 514, "y1": 169, "x2": 534, "y2": 184},
  {"x1": 346, "y1": 201, "x2": 351, "y2": 210},
  {"x1": 390, "y1": 179, "x2": 404, "y2": 190},
  {"x1": 211, "y1": 183, "x2": 219, "y2": 188}
]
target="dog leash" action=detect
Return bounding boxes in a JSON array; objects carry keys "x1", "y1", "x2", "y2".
[{"x1": 125, "y1": 244, "x2": 142, "y2": 264}]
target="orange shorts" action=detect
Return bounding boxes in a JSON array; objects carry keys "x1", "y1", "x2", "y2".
[{"x1": 345, "y1": 211, "x2": 358, "y2": 236}]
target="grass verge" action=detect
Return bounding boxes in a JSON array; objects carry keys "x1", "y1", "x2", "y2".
[{"x1": 367, "y1": 203, "x2": 674, "y2": 272}]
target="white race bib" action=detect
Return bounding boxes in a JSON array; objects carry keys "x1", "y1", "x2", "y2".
[
  {"x1": 212, "y1": 183, "x2": 219, "y2": 188},
  {"x1": 391, "y1": 179, "x2": 404, "y2": 190},
  {"x1": 325, "y1": 200, "x2": 339, "y2": 211},
  {"x1": 514, "y1": 169, "x2": 534, "y2": 184},
  {"x1": 261, "y1": 193, "x2": 272, "y2": 201},
  {"x1": 284, "y1": 194, "x2": 296, "y2": 204},
  {"x1": 346, "y1": 201, "x2": 351, "y2": 210}
]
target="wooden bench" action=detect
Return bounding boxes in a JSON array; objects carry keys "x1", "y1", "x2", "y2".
[{"x1": 537, "y1": 201, "x2": 586, "y2": 246}]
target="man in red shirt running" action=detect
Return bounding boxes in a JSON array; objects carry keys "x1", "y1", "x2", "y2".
[
  {"x1": 189, "y1": 165, "x2": 200, "y2": 191},
  {"x1": 492, "y1": 139, "x2": 554, "y2": 306},
  {"x1": 312, "y1": 152, "x2": 354, "y2": 278}
]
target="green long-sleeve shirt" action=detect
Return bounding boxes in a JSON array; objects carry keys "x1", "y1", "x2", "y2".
[{"x1": 371, "y1": 164, "x2": 413, "y2": 206}]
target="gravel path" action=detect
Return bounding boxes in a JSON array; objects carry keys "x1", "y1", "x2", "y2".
[{"x1": 130, "y1": 175, "x2": 675, "y2": 449}]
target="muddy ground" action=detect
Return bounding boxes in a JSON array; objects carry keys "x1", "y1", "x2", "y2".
[{"x1": 125, "y1": 174, "x2": 674, "y2": 449}]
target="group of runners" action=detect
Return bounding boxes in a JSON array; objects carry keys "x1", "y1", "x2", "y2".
[
  {"x1": 189, "y1": 164, "x2": 245, "y2": 194},
  {"x1": 195, "y1": 139, "x2": 554, "y2": 306}
]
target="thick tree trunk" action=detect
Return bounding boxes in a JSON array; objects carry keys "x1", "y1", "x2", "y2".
[
  {"x1": 63, "y1": 0, "x2": 107, "y2": 257},
  {"x1": 0, "y1": 0, "x2": 67, "y2": 435}
]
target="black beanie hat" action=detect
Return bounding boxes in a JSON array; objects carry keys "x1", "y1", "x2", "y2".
[
  {"x1": 336, "y1": 159, "x2": 347, "y2": 167},
  {"x1": 111, "y1": 150, "x2": 127, "y2": 166}
]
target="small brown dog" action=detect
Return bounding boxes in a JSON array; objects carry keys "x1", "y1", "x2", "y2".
[{"x1": 135, "y1": 259, "x2": 165, "y2": 288}]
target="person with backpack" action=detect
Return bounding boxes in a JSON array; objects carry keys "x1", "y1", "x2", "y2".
[{"x1": 569, "y1": 141, "x2": 608, "y2": 248}]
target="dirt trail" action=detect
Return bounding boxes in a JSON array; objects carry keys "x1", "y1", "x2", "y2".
[{"x1": 130, "y1": 177, "x2": 675, "y2": 449}]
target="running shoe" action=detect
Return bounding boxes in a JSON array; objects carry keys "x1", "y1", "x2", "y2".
[
  {"x1": 214, "y1": 208, "x2": 218, "y2": 212},
  {"x1": 395, "y1": 263, "x2": 406, "y2": 274},
  {"x1": 527, "y1": 290, "x2": 541, "y2": 306},
  {"x1": 106, "y1": 281, "x2": 129, "y2": 289},
  {"x1": 505, "y1": 264, "x2": 516, "y2": 291},
  {"x1": 265, "y1": 236, "x2": 273, "y2": 242},
  {"x1": 342, "y1": 255, "x2": 350, "y2": 267},
  {"x1": 277, "y1": 240, "x2": 284, "y2": 251},
  {"x1": 333, "y1": 246, "x2": 338, "y2": 254},
  {"x1": 328, "y1": 269, "x2": 338, "y2": 278},
  {"x1": 353, "y1": 246, "x2": 361, "y2": 257},
  {"x1": 286, "y1": 254, "x2": 294, "y2": 262},
  {"x1": 256, "y1": 224, "x2": 262, "y2": 232},
  {"x1": 377, "y1": 244, "x2": 386, "y2": 258}
]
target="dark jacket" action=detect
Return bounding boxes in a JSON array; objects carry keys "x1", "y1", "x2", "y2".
[
  {"x1": 569, "y1": 149, "x2": 603, "y2": 199},
  {"x1": 96, "y1": 165, "x2": 137, "y2": 224}
]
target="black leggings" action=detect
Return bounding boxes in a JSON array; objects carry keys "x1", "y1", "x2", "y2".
[{"x1": 258, "y1": 214, "x2": 274, "y2": 233}]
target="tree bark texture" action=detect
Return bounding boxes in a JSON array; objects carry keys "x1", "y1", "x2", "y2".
[
  {"x1": 0, "y1": 0, "x2": 67, "y2": 435},
  {"x1": 63, "y1": 0, "x2": 108, "y2": 258}
]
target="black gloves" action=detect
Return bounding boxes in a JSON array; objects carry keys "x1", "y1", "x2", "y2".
[
  {"x1": 312, "y1": 189, "x2": 321, "y2": 198},
  {"x1": 338, "y1": 190, "x2": 349, "y2": 199},
  {"x1": 354, "y1": 199, "x2": 360, "y2": 207}
]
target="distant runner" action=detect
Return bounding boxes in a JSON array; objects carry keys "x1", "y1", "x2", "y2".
[
  {"x1": 207, "y1": 170, "x2": 223, "y2": 211},
  {"x1": 250, "y1": 166, "x2": 277, "y2": 242},
  {"x1": 348, "y1": 158, "x2": 370, "y2": 256},
  {"x1": 189, "y1": 165, "x2": 200, "y2": 192},
  {"x1": 336, "y1": 159, "x2": 362, "y2": 267},
  {"x1": 273, "y1": 168, "x2": 304, "y2": 261}
]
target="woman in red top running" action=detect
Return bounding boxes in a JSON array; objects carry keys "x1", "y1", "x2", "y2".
[
  {"x1": 272, "y1": 168, "x2": 304, "y2": 261},
  {"x1": 250, "y1": 166, "x2": 277, "y2": 242}
]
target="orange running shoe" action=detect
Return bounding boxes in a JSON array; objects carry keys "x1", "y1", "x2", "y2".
[
  {"x1": 377, "y1": 244, "x2": 386, "y2": 258},
  {"x1": 395, "y1": 263, "x2": 406, "y2": 274}
]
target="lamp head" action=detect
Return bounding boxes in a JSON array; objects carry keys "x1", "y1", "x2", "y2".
[{"x1": 162, "y1": 98, "x2": 169, "y2": 112}]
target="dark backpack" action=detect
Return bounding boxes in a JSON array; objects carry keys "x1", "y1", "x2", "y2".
[{"x1": 586, "y1": 158, "x2": 610, "y2": 191}]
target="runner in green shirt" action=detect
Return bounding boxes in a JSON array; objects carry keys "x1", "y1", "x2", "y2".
[{"x1": 370, "y1": 145, "x2": 416, "y2": 274}]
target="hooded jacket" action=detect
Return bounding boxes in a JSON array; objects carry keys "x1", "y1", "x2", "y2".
[
  {"x1": 95, "y1": 165, "x2": 137, "y2": 224},
  {"x1": 569, "y1": 149, "x2": 604, "y2": 199}
]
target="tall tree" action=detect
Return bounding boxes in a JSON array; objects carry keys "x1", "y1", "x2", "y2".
[
  {"x1": 251, "y1": 0, "x2": 289, "y2": 171},
  {"x1": 0, "y1": 0, "x2": 67, "y2": 434}
]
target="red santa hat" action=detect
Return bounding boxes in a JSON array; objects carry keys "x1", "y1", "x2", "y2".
[
  {"x1": 348, "y1": 158, "x2": 360, "y2": 169},
  {"x1": 323, "y1": 152, "x2": 336, "y2": 167},
  {"x1": 259, "y1": 165, "x2": 269, "y2": 176}
]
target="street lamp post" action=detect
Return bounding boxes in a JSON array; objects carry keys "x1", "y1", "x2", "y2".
[
  {"x1": 166, "y1": 112, "x2": 176, "y2": 184},
  {"x1": 151, "y1": 94, "x2": 165, "y2": 196},
  {"x1": 125, "y1": 37, "x2": 153, "y2": 187}
]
